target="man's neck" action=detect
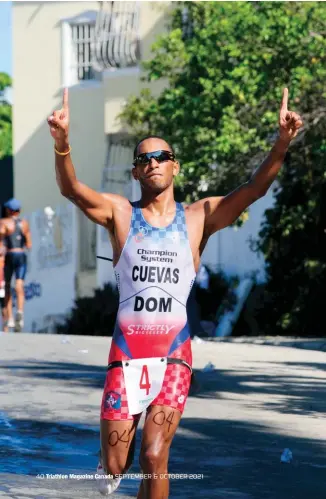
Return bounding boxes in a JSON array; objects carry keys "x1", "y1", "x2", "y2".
[{"x1": 140, "y1": 189, "x2": 176, "y2": 217}]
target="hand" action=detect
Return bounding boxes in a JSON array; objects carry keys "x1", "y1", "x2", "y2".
[
  {"x1": 279, "y1": 88, "x2": 303, "y2": 142},
  {"x1": 47, "y1": 88, "x2": 69, "y2": 148}
]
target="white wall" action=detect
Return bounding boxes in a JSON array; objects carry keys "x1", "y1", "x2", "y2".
[
  {"x1": 12, "y1": 202, "x2": 78, "y2": 332},
  {"x1": 201, "y1": 189, "x2": 275, "y2": 282},
  {"x1": 12, "y1": 1, "x2": 102, "y2": 214}
]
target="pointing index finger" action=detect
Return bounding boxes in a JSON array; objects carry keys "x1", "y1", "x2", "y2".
[
  {"x1": 62, "y1": 88, "x2": 69, "y2": 109},
  {"x1": 280, "y1": 87, "x2": 288, "y2": 112}
]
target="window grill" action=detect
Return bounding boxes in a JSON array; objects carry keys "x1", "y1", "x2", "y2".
[
  {"x1": 92, "y1": 1, "x2": 140, "y2": 70},
  {"x1": 71, "y1": 22, "x2": 96, "y2": 81}
]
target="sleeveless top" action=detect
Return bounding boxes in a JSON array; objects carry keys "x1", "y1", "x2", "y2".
[
  {"x1": 109, "y1": 201, "x2": 196, "y2": 365},
  {"x1": 5, "y1": 218, "x2": 26, "y2": 250}
]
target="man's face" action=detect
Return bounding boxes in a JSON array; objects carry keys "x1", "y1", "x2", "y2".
[
  {"x1": 132, "y1": 138, "x2": 179, "y2": 193},
  {"x1": 6, "y1": 209, "x2": 19, "y2": 217}
]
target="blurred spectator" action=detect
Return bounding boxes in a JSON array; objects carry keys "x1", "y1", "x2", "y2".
[{"x1": 1, "y1": 198, "x2": 32, "y2": 332}]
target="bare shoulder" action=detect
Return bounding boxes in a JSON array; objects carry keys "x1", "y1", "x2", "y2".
[
  {"x1": 103, "y1": 193, "x2": 132, "y2": 214},
  {"x1": 101, "y1": 192, "x2": 130, "y2": 208},
  {"x1": 184, "y1": 196, "x2": 224, "y2": 218},
  {"x1": 0, "y1": 217, "x2": 11, "y2": 229}
]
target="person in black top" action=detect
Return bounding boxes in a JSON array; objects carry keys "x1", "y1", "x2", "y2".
[{"x1": 0, "y1": 198, "x2": 32, "y2": 332}]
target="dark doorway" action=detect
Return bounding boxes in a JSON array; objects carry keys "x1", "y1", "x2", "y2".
[{"x1": 0, "y1": 155, "x2": 13, "y2": 215}]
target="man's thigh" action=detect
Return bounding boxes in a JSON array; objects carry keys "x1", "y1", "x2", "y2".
[
  {"x1": 142, "y1": 405, "x2": 182, "y2": 449},
  {"x1": 139, "y1": 362, "x2": 192, "y2": 454},
  {"x1": 14, "y1": 253, "x2": 27, "y2": 281},
  {"x1": 150, "y1": 362, "x2": 192, "y2": 415},
  {"x1": 100, "y1": 418, "x2": 139, "y2": 473},
  {"x1": 100, "y1": 366, "x2": 141, "y2": 471}
]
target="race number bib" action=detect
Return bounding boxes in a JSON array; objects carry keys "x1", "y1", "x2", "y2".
[{"x1": 122, "y1": 357, "x2": 167, "y2": 415}]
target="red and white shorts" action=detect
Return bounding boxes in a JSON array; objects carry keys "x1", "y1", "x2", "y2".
[{"x1": 100, "y1": 362, "x2": 192, "y2": 421}]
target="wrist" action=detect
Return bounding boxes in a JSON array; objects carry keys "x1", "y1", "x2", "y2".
[
  {"x1": 275, "y1": 134, "x2": 291, "y2": 152},
  {"x1": 55, "y1": 138, "x2": 70, "y2": 153}
]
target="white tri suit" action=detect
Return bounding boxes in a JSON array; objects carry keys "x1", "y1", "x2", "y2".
[{"x1": 101, "y1": 201, "x2": 196, "y2": 421}]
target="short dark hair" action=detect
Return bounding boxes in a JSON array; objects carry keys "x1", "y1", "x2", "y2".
[{"x1": 133, "y1": 135, "x2": 175, "y2": 159}]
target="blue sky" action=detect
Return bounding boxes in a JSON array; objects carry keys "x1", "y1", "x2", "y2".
[{"x1": 0, "y1": 2, "x2": 12, "y2": 76}]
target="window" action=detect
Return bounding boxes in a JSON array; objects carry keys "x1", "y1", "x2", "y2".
[
  {"x1": 61, "y1": 4, "x2": 140, "y2": 87},
  {"x1": 61, "y1": 10, "x2": 98, "y2": 87},
  {"x1": 71, "y1": 22, "x2": 96, "y2": 82}
]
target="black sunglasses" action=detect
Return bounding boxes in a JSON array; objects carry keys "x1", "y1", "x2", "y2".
[{"x1": 133, "y1": 150, "x2": 175, "y2": 166}]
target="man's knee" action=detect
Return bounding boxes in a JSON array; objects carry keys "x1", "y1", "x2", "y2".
[
  {"x1": 139, "y1": 442, "x2": 168, "y2": 473},
  {"x1": 105, "y1": 455, "x2": 130, "y2": 477},
  {"x1": 15, "y1": 280, "x2": 24, "y2": 293}
]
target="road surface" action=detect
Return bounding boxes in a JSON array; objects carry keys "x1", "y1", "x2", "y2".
[{"x1": 0, "y1": 333, "x2": 325, "y2": 498}]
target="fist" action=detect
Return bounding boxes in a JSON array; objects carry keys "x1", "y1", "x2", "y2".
[
  {"x1": 279, "y1": 88, "x2": 303, "y2": 141},
  {"x1": 47, "y1": 88, "x2": 69, "y2": 143}
]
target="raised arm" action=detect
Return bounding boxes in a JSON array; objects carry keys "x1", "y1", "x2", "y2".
[
  {"x1": 200, "y1": 88, "x2": 303, "y2": 236},
  {"x1": 47, "y1": 89, "x2": 116, "y2": 228}
]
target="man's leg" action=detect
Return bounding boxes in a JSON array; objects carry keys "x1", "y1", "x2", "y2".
[
  {"x1": 4, "y1": 282, "x2": 13, "y2": 330},
  {"x1": 14, "y1": 253, "x2": 27, "y2": 332},
  {"x1": 137, "y1": 361, "x2": 191, "y2": 499},
  {"x1": 4, "y1": 255, "x2": 13, "y2": 330},
  {"x1": 137, "y1": 405, "x2": 182, "y2": 499},
  {"x1": 0, "y1": 299, "x2": 6, "y2": 331},
  {"x1": 98, "y1": 419, "x2": 139, "y2": 496},
  {"x1": 100, "y1": 418, "x2": 139, "y2": 470},
  {"x1": 14, "y1": 279, "x2": 25, "y2": 332},
  {"x1": 98, "y1": 365, "x2": 141, "y2": 495}
]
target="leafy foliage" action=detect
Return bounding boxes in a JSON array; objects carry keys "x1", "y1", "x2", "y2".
[
  {"x1": 254, "y1": 116, "x2": 326, "y2": 335},
  {"x1": 120, "y1": 2, "x2": 326, "y2": 201},
  {"x1": 195, "y1": 267, "x2": 238, "y2": 323},
  {"x1": 56, "y1": 283, "x2": 119, "y2": 336},
  {"x1": 0, "y1": 72, "x2": 12, "y2": 159},
  {"x1": 121, "y1": 2, "x2": 326, "y2": 335}
]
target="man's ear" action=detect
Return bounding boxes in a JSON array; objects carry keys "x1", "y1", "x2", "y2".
[
  {"x1": 173, "y1": 161, "x2": 180, "y2": 177},
  {"x1": 132, "y1": 167, "x2": 138, "y2": 181}
]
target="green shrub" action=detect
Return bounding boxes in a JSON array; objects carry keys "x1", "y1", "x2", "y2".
[
  {"x1": 56, "y1": 283, "x2": 119, "y2": 336},
  {"x1": 195, "y1": 267, "x2": 238, "y2": 324}
]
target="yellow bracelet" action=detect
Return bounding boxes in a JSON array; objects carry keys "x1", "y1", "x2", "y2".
[{"x1": 54, "y1": 144, "x2": 71, "y2": 156}]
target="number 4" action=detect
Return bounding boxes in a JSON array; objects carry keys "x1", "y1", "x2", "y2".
[{"x1": 139, "y1": 365, "x2": 151, "y2": 395}]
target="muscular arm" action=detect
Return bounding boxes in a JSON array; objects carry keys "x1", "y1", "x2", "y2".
[
  {"x1": 54, "y1": 141, "x2": 114, "y2": 227},
  {"x1": 201, "y1": 136, "x2": 290, "y2": 236},
  {"x1": 49, "y1": 88, "x2": 118, "y2": 229}
]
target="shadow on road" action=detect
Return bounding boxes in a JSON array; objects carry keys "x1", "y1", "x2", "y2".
[
  {"x1": 1, "y1": 356, "x2": 326, "y2": 497},
  {"x1": 0, "y1": 414, "x2": 325, "y2": 498},
  {"x1": 1, "y1": 357, "x2": 325, "y2": 415}
]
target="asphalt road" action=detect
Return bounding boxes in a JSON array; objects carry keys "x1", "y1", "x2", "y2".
[{"x1": 0, "y1": 333, "x2": 325, "y2": 499}]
